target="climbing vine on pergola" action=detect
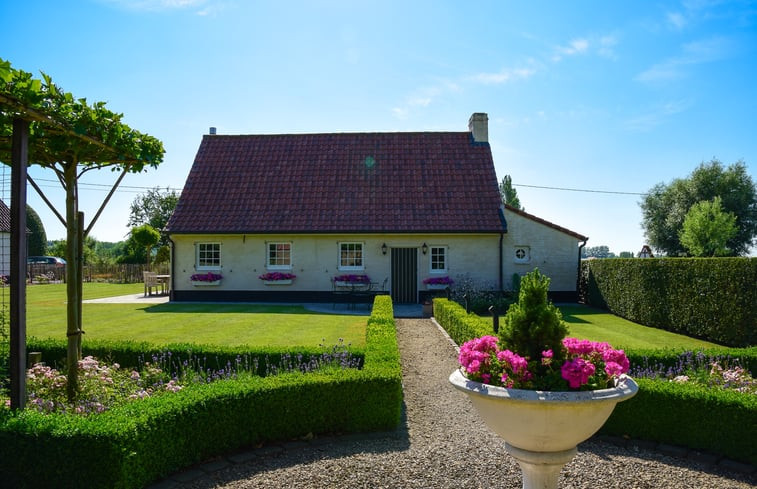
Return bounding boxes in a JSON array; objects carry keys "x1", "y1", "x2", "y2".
[{"x1": 0, "y1": 58, "x2": 165, "y2": 406}]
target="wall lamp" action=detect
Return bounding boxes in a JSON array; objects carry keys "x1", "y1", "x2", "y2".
[
  {"x1": 421, "y1": 243, "x2": 428, "y2": 255},
  {"x1": 381, "y1": 243, "x2": 388, "y2": 255}
]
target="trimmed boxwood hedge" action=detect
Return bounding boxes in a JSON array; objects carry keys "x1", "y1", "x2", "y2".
[
  {"x1": 0, "y1": 295, "x2": 402, "y2": 489},
  {"x1": 431, "y1": 298, "x2": 493, "y2": 345},
  {"x1": 601, "y1": 378, "x2": 757, "y2": 465},
  {"x1": 581, "y1": 257, "x2": 756, "y2": 347},
  {"x1": 432, "y1": 298, "x2": 756, "y2": 465}
]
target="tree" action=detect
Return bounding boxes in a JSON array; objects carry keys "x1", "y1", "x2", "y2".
[
  {"x1": 679, "y1": 197, "x2": 738, "y2": 257},
  {"x1": 26, "y1": 205, "x2": 47, "y2": 256},
  {"x1": 618, "y1": 251, "x2": 634, "y2": 258},
  {"x1": 130, "y1": 224, "x2": 160, "y2": 267},
  {"x1": 581, "y1": 245, "x2": 615, "y2": 259},
  {"x1": 128, "y1": 187, "x2": 179, "y2": 246},
  {"x1": 640, "y1": 160, "x2": 757, "y2": 256},
  {"x1": 1, "y1": 58, "x2": 164, "y2": 402},
  {"x1": 499, "y1": 175, "x2": 523, "y2": 210}
]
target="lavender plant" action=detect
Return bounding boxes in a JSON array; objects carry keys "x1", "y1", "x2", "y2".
[
  {"x1": 629, "y1": 351, "x2": 755, "y2": 394},
  {"x1": 4, "y1": 341, "x2": 364, "y2": 415}
]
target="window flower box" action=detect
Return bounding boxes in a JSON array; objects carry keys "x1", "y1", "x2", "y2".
[
  {"x1": 191, "y1": 272, "x2": 222, "y2": 286},
  {"x1": 259, "y1": 272, "x2": 296, "y2": 285},
  {"x1": 423, "y1": 276, "x2": 453, "y2": 289},
  {"x1": 333, "y1": 274, "x2": 370, "y2": 287}
]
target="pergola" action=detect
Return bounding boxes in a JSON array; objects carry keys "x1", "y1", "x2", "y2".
[{"x1": 0, "y1": 58, "x2": 164, "y2": 408}]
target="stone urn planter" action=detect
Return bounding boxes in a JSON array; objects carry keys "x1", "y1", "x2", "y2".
[{"x1": 449, "y1": 369, "x2": 638, "y2": 489}]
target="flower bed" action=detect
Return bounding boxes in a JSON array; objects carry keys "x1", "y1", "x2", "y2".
[{"x1": 0, "y1": 296, "x2": 403, "y2": 488}]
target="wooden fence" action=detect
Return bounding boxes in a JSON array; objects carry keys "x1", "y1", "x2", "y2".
[{"x1": 27, "y1": 263, "x2": 170, "y2": 284}]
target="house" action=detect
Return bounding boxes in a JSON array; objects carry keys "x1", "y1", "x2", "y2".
[{"x1": 165, "y1": 113, "x2": 587, "y2": 303}]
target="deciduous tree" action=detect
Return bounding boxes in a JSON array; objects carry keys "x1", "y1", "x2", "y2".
[
  {"x1": 640, "y1": 159, "x2": 756, "y2": 256},
  {"x1": 679, "y1": 197, "x2": 738, "y2": 257}
]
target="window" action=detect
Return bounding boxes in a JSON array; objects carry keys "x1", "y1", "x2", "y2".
[
  {"x1": 514, "y1": 246, "x2": 530, "y2": 264},
  {"x1": 267, "y1": 242, "x2": 292, "y2": 269},
  {"x1": 196, "y1": 243, "x2": 221, "y2": 269},
  {"x1": 339, "y1": 242, "x2": 363, "y2": 269},
  {"x1": 430, "y1": 246, "x2": 447, "y2": 272}
]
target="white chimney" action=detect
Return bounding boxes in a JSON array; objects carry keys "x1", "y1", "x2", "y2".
[
  {"x1": 468, "y1": 113, "x2": 488, "y2": 143},
  {"x1": 209, "y1": 127, "x2": 217, "y2": 135}
]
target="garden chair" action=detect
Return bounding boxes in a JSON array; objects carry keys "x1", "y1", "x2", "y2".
[{"x1": 143, "y1": 271, "x2": 161, "y2": 297}]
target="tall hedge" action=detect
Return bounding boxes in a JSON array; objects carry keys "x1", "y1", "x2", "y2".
[{"x1": 581, "y1": 258, "x2": 756, "y2": 347}]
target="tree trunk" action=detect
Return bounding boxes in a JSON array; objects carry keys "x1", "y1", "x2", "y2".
[{"x1": 64, "y1": 163, "x2": 81, "y2": 401}]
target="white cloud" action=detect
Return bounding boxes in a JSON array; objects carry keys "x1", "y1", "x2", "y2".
[
  {"x1": 598, "y1": 35, "x2": 618, "y2": 59},
  {"x1": 636, "y1": 36, "x2": 733, "y2": 83},
  {"x1": 100, "y1": 0, "x2": 214, "y2": 13},
  {"x1": 667, "y1": 11, "x2": 687, "y2": 30},
  {"x1": 624, "y1": 99, "x2": 691, "y2": 131},
  {"x1": 552, "y1": 38, "x2": 589, "y2": 61},
  {"x1": 468, "y1": 67, "x2": 536, "y2": 85}
]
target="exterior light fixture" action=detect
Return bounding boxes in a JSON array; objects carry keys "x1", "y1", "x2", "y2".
[
  {"x1": 381, "y1": 243, "x2": 387, "y2": 255},
  {"x1": 422, "y1": 243, "x2": 428, "y2": 255}
]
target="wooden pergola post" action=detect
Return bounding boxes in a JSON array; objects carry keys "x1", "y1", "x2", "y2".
[{"x1": 10, "y1": 117, "x2": 29, "y2": 410}]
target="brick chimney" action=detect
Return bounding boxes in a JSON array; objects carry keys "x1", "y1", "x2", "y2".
[{"x1": 468, "y1": 112, "x2": 488, "y2": 143}]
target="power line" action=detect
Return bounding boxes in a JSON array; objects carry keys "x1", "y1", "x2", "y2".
[
  {"x1": 29, "y1": 178, "x2": 182, "y2": 193},
  {"x1": 513, "y1": 183, "x2": 647, "y2": 196}
]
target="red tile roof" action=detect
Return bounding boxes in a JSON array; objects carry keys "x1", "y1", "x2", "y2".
[{"x1": 167, "y1": 131, "x2": 505, "y2": 234}]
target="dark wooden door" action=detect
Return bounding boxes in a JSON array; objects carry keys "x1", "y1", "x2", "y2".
[{"x1": 391, "y1": 248, "x2": 418, "y2": 303}]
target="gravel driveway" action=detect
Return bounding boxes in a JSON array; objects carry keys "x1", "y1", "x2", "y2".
[{"x1": 152, "y1": 319, "x2": 756, "y2": 489}]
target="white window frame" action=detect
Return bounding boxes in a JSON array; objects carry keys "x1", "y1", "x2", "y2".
[
  {"x1": 514, "y1": 246, "x2": 531, "y2": 264},
  {"x1": 196, "y1": 242, "x2": 221, "y2": 270},
  {"x1": 429, "y1": 246, "x2": 448, "y2": 273},
  {"x1": 266, "y1": 242, "x2": 293, "y2": 270},
  {"x1": 338, "y1": 242, "x2": 364, "y2": 270}
]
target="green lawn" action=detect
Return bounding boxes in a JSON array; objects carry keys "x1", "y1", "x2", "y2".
[
  {"x1": 22, "y1": 283, "x2": 367, "y2": 348},
  {"x1": 558, "y1": 304, "x2": 720, "y2": 350}
]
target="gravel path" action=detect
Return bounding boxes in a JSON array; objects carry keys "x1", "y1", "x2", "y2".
[{"x1": 155, "y1": 319, "x2": 756, "y2": 489}]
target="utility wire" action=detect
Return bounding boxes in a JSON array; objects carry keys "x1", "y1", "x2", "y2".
[{"x1": 513, "y1": 183, "x2": 647, "y2": 196}]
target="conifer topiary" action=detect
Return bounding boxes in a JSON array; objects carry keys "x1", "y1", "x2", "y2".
[{"x1": 499, "y1": 269, "x2": 568, "y2": 365}]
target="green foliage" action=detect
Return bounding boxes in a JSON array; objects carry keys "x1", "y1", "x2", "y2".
[
  {"x1": 640, "y1": 159, "x2": 757, "y2": 256},
  {"x1": 432, "y1": 298, "x2": 494, "y2": 345},
  {"x1": 127, "y1": 187, "x2": 180, "y2": 247},
  {"x1": 601, "y1": 378, "x2": 757, "y2": 465},
  {"x1": 581, "y1": 245, "x2": 615, "y2": 259},
  {"x1": 1, "y1": 296, "x2": 403, "y2": 488},
  {"x1": 0, "y1": 57, "x2": 164, "y2": 170},
  {"x1": 499, "y1": 174, "x2": 522, "y2": 210},
  {"x1": 26, "y1": 205, "x2": 47, "y2": 256},
  {"x1": 499, "y1": 269, "x2": 568, "y2": 362},
  {"x1": 130, "y1": 224, "x2": 160, "y2": 266},
  {"x1": 581, "y1": 258, "x2": 757, "y2": 346},
  {"x1": 679, "y1": 197, "x2": 738, "y2": 257}
]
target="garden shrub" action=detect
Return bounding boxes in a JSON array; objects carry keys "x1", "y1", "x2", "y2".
[
  {"x1": 601, "y1": 378, "x2": 757, "y2": 465},
  {"x1": 432, "y1": 298, "x2": 493, "y2": 345},
  {"x1": 0, "y1": 296, "x2": 402, "y2": 489},
  {"x1": 580, "y1": 257, "x2": 756, "y2": 347}
]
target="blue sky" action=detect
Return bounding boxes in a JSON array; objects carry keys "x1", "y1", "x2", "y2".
[{"x1": 2, "y1": 0, "x2": 756, "y2": 255}]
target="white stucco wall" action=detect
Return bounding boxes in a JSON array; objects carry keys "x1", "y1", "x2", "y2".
[
  {"x1": 502, "y1": 209, "x2": 584, "y2": 292},
  {"x1": 170, "y1": 233, "x2": 503, "y2": 293}
]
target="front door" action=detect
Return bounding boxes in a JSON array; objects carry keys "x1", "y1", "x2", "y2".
[{"x1": 391, "y1": 248, "x2": 418, "y2": 303}]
